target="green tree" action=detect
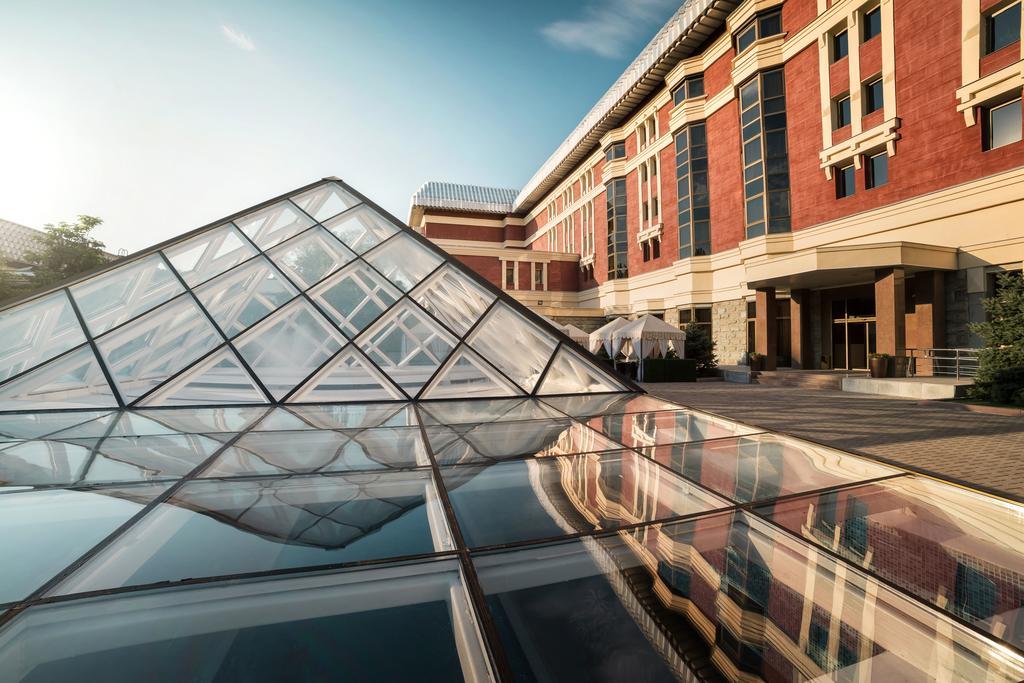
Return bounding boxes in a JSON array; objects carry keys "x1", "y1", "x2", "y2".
[
  {"x1": 969, "y1": 271, "x2": 1024, "y2": 403},
  {"x1": 0, "y1": 268, "x2": 28, "y2": 305},
  {"x1": 683, "y1": 322, "x2": 718, "y2": 376},
  {"x1": 24, "y1": 216, "x2": 107, "y2": 289}
]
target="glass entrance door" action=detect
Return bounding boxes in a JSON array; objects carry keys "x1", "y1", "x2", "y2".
[{"x1": 831, "y1": 297, "x2": 876, "y2": 370}]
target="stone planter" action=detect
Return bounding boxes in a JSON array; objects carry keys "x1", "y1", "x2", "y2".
[{"x1": 869, "y1": 356, "x2": 889, "y2": 378}]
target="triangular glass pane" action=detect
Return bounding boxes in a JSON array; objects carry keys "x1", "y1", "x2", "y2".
[
  {"x1": 537, "y1": 345, "x2": 629, "y2": 395},
  {"x1": 164, "y1": 223, "x2": 257, "y2": 287},
  {"x1": 307, "y1": 261, "x2": 401, "y2": 337},
  {"x1": 364, "y1": 234, "x2": 443, "y2": 291},
  {"x1": 0, "y1": 410, "x2": 112, "y2": 439},
  {"x1": 421, "y1": 345, "x2": 522, "y2": 399},
  {"x1": 0, "y1": 345, "x2": 117, "y2": 410},
  {"x1": 70, "y1": 254, "x2": 184, "y2": 336},
  {"x1": 194, "y1": 256, "x2": 297, "y2": 337},
  {"x1": 0, "y1": 291, "x2": 86, "y2": 382},
  {"x1": 235, "y1": 200, "x2": 314, "y2": 250},
  {"x1": 95, "y1": 295, "x2": 222, "y2": 404},
  {"x1": 465, "y1": 302, "x2": 557, "y2": 393},
  {"x1": 411, "y1": 265, "x2": 495, "y2": 336},
  {"x1": 290, "y1": 346, "x2": 404, "y2": 403},
  {"x1": 267, "y1": 226, "x2": 356, "y2": 289},
  {"x1": 233, "y1": 299, "x2": 345, "y2": 400},
  {"x1": 291, "y1": 182, "x2": 359, "y2": 222},
  {"x1": 138, "y1": 346, "x2": 267, "y2": 406},
  {"x1": 357, "y1": 300, "x2": 456, "y2": 397},
  {"x1": 322, "y1": 204, "x2": 398, "y2": 254},
  {"x1": 132, "y1": 406, "x2": 268, "y2": 434}
]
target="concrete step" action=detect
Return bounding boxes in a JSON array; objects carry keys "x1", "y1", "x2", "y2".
[{"x1": 753, "y1": 370, "x2": 846, "y2": 391}]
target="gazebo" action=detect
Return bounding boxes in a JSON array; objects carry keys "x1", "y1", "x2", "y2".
[{"x1": 600, "y1": 315, "x2": 687, "y2": 381}]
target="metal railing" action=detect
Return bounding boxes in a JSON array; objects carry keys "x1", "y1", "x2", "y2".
[{"x1": 907, "y1": 348, "x2": 980, "y2": 379}]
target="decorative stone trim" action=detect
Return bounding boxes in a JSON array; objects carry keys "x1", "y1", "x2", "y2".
[
  {"x1": 637, "y1": 223, "x2": 663, "y2": 244},
  {"x1": 731, "y1": 34, "x2": 786, "y2": 89},
  {"x1": 819, "y1": 117, "x2": 901, "y2": 179},
  {"x1": 956, "y1": 60, "x2": 1024, "y2": 126}
]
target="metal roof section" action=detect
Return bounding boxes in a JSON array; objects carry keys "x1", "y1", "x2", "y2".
[
  {"x1": 513, "y1": 0, "x2": 737, "y2": 213},
  {"x1": 411, "y1": 181, "x2": 519, "y2": 215}
]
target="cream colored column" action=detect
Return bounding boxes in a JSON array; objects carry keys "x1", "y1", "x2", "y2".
[
  {"x1": 818, "y1": 33, "x2": 833, "y2": 152},
  {"x1": 849, "y1": 9, "x2": 863, "y2": 138},
  {"x1": 881, "y1": 0, "x2": 897, "y2": 122},
  {"x1": 962, "y1": 0, "x2": 981, "y2": 125}
]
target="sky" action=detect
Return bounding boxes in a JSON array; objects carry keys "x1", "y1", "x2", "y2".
[{"x1": 0, "y1": 0, "x2": 680, "y2": 254}]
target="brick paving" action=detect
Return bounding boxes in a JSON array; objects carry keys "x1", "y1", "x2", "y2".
[{"x1": 643, "y1": 382, "x2": 1024, "y2": 501}]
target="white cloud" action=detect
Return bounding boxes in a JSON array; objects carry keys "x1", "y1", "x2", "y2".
[
  {"x1": 540, "y1": 0, "x2": 677, "y2": 58},
  {"x1": 221, "y1": 25, "x2": 256, "y2": 52}
]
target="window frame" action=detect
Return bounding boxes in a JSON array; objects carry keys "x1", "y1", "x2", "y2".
[
  {"x1": 604, "y1": 141, "x2": 626, "y2": 162},
  {"x1": 863, "y1": 77, "x2": 884, "y2": 115},
  {"x1": 836, "y1": 163, "x2": 856, "y2": 199},
  {"x1": 672, "y1": 75, "x2": 706, "y2": 106},
  {"x1": 675, "y1": 122, "x2": 711, "y2": 258},
  {"x1": 606, "y1": 178, "x2": 629, "y2": 280},
  {"x1": 985, "y1": 2, "x2": 1022, "y2": 55},
  {"x1": 739, "y1": 69, "x2": 791, "y2": 238},
  {"x1": 832, "y1": 29, "x2": 849, "y2": 62},
  {"x1": 734, "y1": 10, "x2": 783, "y2": 55},
  {"x1": 834, "y1": 94, "x2": 852, "y2": 129},
  {"x1": 865, "y1": 151, "x2": 888, "y2": 189},
  {"x1": 862, "y1": 5, "x2": 882, "y2": 42},
  {"x1": 983, "y1": 96, "x2": 1023, "y2": 150}
]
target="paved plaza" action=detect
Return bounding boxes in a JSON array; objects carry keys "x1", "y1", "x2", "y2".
[{"x1": 644, "y1": 382, "x2": 1024, "y2": 501}]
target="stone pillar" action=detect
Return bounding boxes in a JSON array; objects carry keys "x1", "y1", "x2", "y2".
[
  {"x1": 790, "y1": 289, "x2": 810, "y2": 369},
  {"x1": 875, "y1": 268, "x2": 906, "y2": 356},
  {"x1": 755, "y1": 287, "x2": 777, "y2": 370},
  {"x1": 913, "y1": 271, "x2": 946, "y2": 375}
]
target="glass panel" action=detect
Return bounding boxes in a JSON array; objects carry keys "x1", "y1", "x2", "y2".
[
  {"x1": 473, "y1": 511, "x2": 1024, "y2": 683},
  {"x1": 419, "y1": 398, "x2": 562, "y2": 425},
  {"x1": 0, "y1": 410, "x2": 112, "y2": 440},
  {"x1": 990, "y1": 99, "x2": 1023, "y2": 150},
  {"x1": 322, "y1": 204, "x2": 399, "y2": 254},
  {"x1": 202, "y1": 426, "x2": 428, "y2": 477},
  {"x1": 70, "y1": 254, "x2": 184, "y2": 336},
  {"x1": 757, "y1": 475, "x2": 1024, "y2": 648},
  {"x1": 54, "y1": 471, "x2": 452, "y2": 594},
  {"x1": 66, "y1": 433, "x2": 224, "y2": 483},
  {"x1": 0, "y1": 345, "x2": 117, "y2": 411},
  {"x1": 132, "y1": 407, "x2": 267, "y2": 435},
  {"x1": 0, "y1": 484, "x2": 167, "y2": 603},
  {"x1": 0, "y1": 439, "x2": 93, "y2": 487},
  {"x1": 289, "y1": 346, "x2": 404, "y2": 403},
  {"x1": 0, "y1": 559, "x2": 490, "y2": 683},
  {"x1": 424, "y1": 418, "x2": 625, "y2": 466},
  {"x1": 357, "y1": 300, "x2": 456, "y2": 397},
  {"x1": 137, "y1": 346, "x2": 267, "y2": 406},
  {"x1": 465, "y1": 303, "x2": 557, "y2": 393},
  {"x1": 421, "y1": 346, "x2": 522, "y2": 399},
  {"x1": 232, "y1": 299, "x2": 345, "y2": 400},
  {"x1": 364, "y1": 234, "x2": 444, "y2": 292},
  {"x1": 291, "y1": 182, "x2": 359, "y2": 222},
  {"x1": 308, "y1": 261, "x2": 401, "y2": 338},
  {"x1": 536, "y1": 346, "x2": 627, "y2": 395},
  {"x1": 411, "y1": 265, "x2": 495, "y2": 335},
  {"x1": 194, "y1": 257, "x2": 298, "y2": 337},
  {"x1": 273, "y1": 402, "x2": 416, "y2": 430},
  {"x1": 234, "y1": 200, "x2": 314, "y2": 250},
  {"x1": 95, "y1": 296, "x2": 222, "y2": 404},
  {"x1": 0, "y1": 291, "x2": 86, "y2": 382},
  {"x1": 267, "y1": 226, "x2": 356, "y2": 290},
  {"x1": 442, "y1": 450, "x2": 727, "y2": 547},
  {"x1": 584, "y1": 409, "x2": 761, "y2": 451},
  {"x1": 650, "y1": 432, "x2": 898, "y2": 504},
  {"x1": 164, "y1": 224, "x2": 257, "y2": 287},
  {"x1": 541, "y1": 393, "x2": 683, "y2": 417}
]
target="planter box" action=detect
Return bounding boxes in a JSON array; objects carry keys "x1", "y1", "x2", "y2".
[{"x1": 642, "y1": 358, "x2": 697, "y2": 382}]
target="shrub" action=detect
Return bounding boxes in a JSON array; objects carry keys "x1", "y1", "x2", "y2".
[
  {"x1": 988, "y1": 366, "x2": 1024, "y2": 406},
  {"x1": 969, "y1": 271, "x2": 1024, "y2": 402},
  {"x1": 683, "y1": 323, "x2": 718, "y2": 376}
]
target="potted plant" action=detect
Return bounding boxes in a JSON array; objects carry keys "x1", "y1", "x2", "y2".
[
  {"x1": 748, "y1": 352, "x2": 764, "y2": 372},
  {"x1": 869, "y1": 352, "x2": 890, "y2": 378}
]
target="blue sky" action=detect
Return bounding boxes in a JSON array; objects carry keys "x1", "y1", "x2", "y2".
[{"x1": 0, "y1": 0, "x2": 679, "y2": 253}]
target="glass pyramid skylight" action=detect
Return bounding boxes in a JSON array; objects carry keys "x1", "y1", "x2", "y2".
[{"x1": 1, "y1": 179, "x2": 1023, "y2": 682}]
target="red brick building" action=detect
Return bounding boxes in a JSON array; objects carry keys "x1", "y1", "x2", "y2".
[{"x1": 410, "y1": 0, "x2": 1024, "y2": 371}]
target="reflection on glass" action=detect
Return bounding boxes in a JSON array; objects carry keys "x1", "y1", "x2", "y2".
[
  {"x1": 421, "y1": 346, "x2": 520, "y2": 399},
  {"x1": 411, "y1": 265, "x2": 494, "y2": 335},
  {"x1": 0, "y1": 345, "x2": 117, "y2": 411},
  {"x1": 442, "y1": 450, "x2": 726, "y2": 547},
  {"x1": 289, "y1": 346, "x2": 404, "y2": 403},
  {"x1": 137, "y1": 346, "x2": 267, "y2": 406},
  {"x1": 0, "y1": 439, "x2": 93, "y2": 487},
  {"x1": 425, "y1": 418, "x2": 625, "y2": 466},
  {"x1": 195, "y1": 257, "x2": 297, "y2": 337},
  {"x1": 466, "y1": 303, "x2": 556, "y2": 393},
  {"x1": 308, "y1": 261, "x2": 401, "y2": 337},
  {"x1": 70, "y1": 254, "x2": 184, "y2": 336},
  {"x1": 281, "y1": 402, "x2": 416, "y2": 429},
  {"x1": 537, "y1": 346, "x2": 627, "y2": 395},
  {"x1": 322, "y1": 204, "x2": 398, "y2": 254},
  {"x1": 0, "y1": 291, "x2": 86, "y2": 383},
  {"x1": 650, "y1": 432, "x2": 898, "y2": 503},
  {"x1": 0, "y1": 484, "x2": 167, "y2": 604},
  {"x1": 542, "y1": 392, "x2": 682, "y2": 418},
  {"x1": 419, "y1": 398, "x2": 562, "y2": 426},
  {"x1": 0, "y1": 410, "x2": 112, "y2": 440},
  {"x1": 267, "y1": 226, "x2": 356, "y2": 289},
  {"x1": 0, "y1": 559, "x2": 491, "y2": 682},
  {"x1": 164, "y1": 224, "x2": 257, "y2": 287},
  {"x1": 291, "y1": 182, "x2": 359, "y2": 222},
  {"x1": 202, "y1": 427, "x2": 428, "y2": 477},
  {"x1": 357, "y1": 300, "x2": 456, "y2": 397},
  {"x1": 585, "y1": 409, "x2": 760, "y2": 451},
  {"x1": 234, "y1": 200, "x2": 314, "y2": 250},
  {"x1": 363, "y1": 233, "x2": 444, "y2": 292},
  {"x1": 757, "y1": 475, "x2": 1024, "y2": 649},
  {"x1": 474, "y1": 511, "x2": 1024, "y2": 683},
  {"x1": 66, "y1": 433, "x2": 224, "y2": 483},
  {"x1": 47, "y1": 407, "x2": 262, "y2": 439},
  {"x1": 55, "y1": 471, "x2": 452, "y2": 594}
]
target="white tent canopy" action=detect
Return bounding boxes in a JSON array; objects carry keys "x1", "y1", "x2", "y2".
[
  {"x1": 561, "y1": 323, "x2": 590, "y2": 346},
  {"x1": 616, "y1": 315, "x2": 686, "y2": 361},
  {"x1": 589, "y1": 317, "x2": 630, "y2": 355}
]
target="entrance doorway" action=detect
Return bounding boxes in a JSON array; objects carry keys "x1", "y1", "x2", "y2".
[{"x1": 831, "y1": 297, "x2": 875, "y2": 370}]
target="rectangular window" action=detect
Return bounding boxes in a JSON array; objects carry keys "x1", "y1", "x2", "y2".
[
  {"x1": 864, "y1": 77, "x2": 883, "y2": 114},
  {"x1": 832, "y1": 30, "x2": 849, "y2": 61},
  {"x1": 834, "y1": 95, "x2": 851, "y2": 128},
  {"x1": 642, "y1": 241, "x2": 651, "y2": 262},
  {"x1": 605, "y1": 141, "x2": 626, "y2": 162},
  {"x1": 675, "y1": 122, "x2": 711, "y2": 258},
  {"x1": 606, "y1": 178, "x2": 628, "y2": 280},
  {"x1": 672, "y1": 75, "x2": 705, "y2": 106},
  {"x1": 504, "y1": 262, "x2": 515, "y2": 289},
  {"x1": 986, "y1": 3, "x2": 1021, "y2": 54},
  {"x1": 836, "y1": 164, "x2": 856, "y2": 198},
  {"x1": 863, "y1": 6, "x2": 882, "y2": 42},
  {"x1": 866, "y1": 152, "x2": 888, "y2": 188},
  {"x1": 679, "y1": 306, "x2": 713, "y2": 339},
  {"x1": 985, "y1": 98, "x2": 1023, "y2": 150},
  {"x1": 735, "y1": 10, "x2": 783, "y2": 55},
  {"x1": 533, "y1": 263, "x2": 544, "y2": 291},
  {"x1": 652, "y1": 239, "x2": 660, "y2": 259},
  {"x1": 739, "y1": 69, "x2": 791, "y2": 238}
]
